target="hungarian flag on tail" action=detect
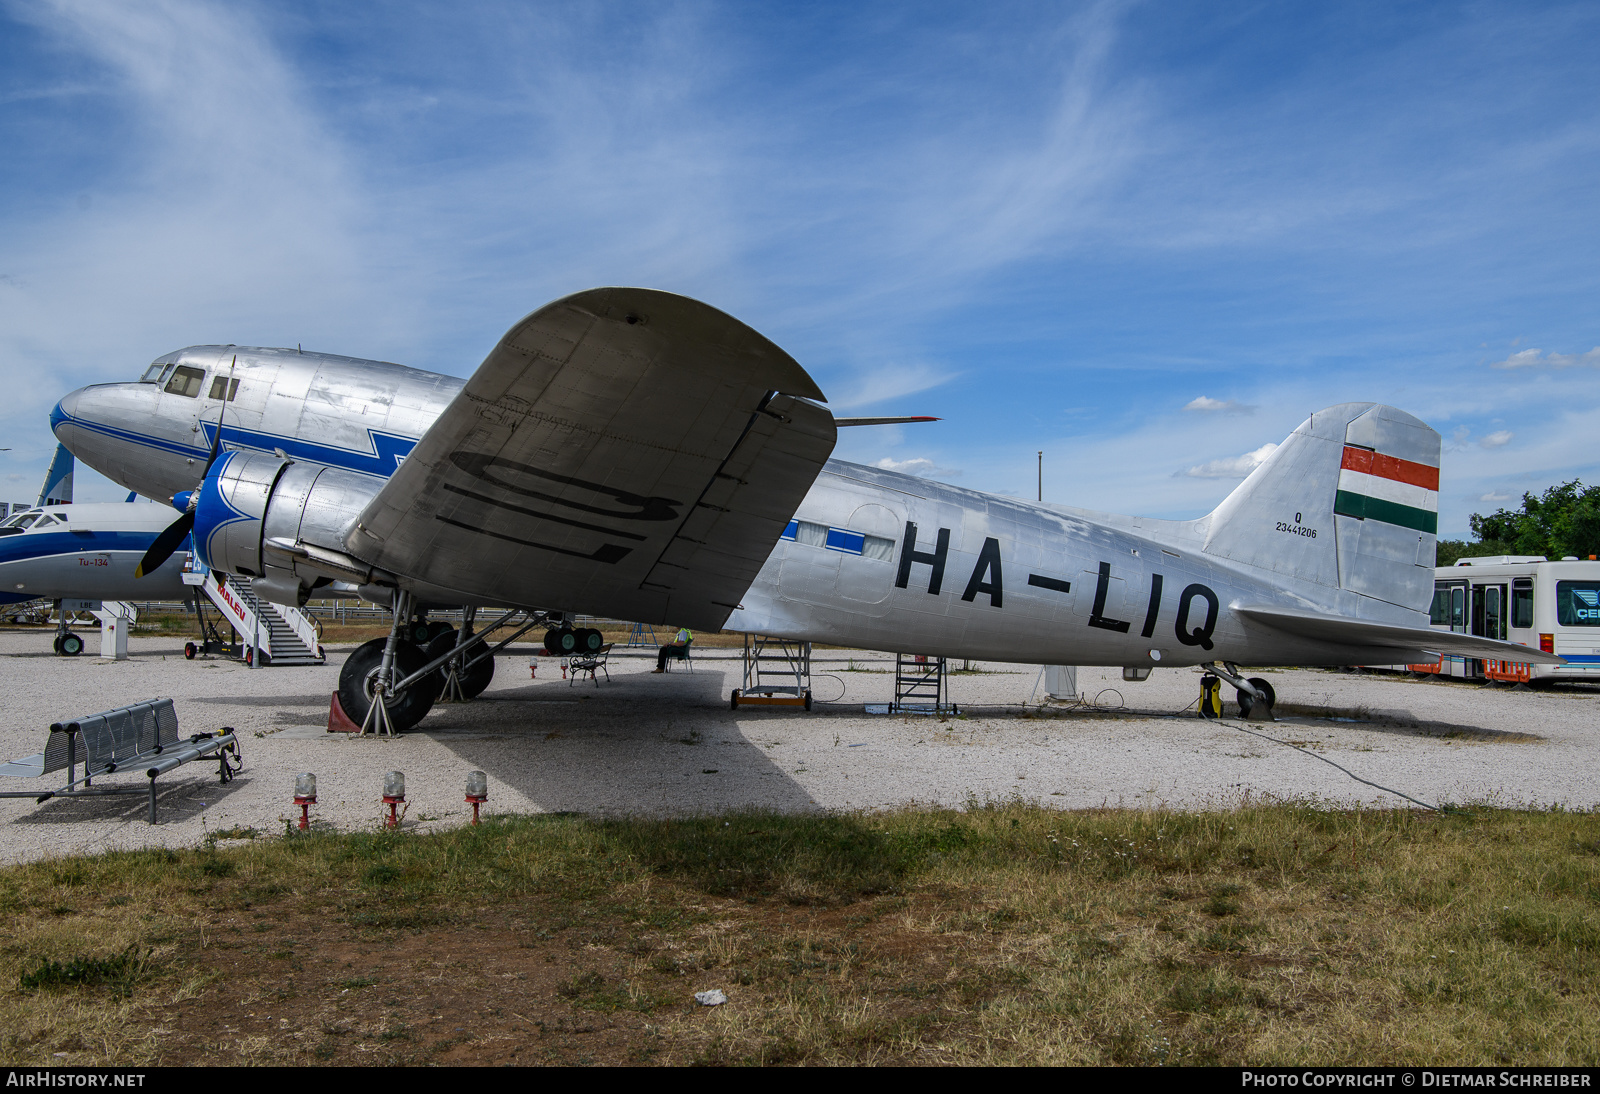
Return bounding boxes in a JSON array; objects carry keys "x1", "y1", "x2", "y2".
[{"x1": 1334, "y1": 445, "x2": 1439, "y2": 534}]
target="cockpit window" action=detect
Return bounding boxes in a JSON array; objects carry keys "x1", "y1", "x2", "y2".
[
  {"x1": 1, "y1": 511, "x2": 41, "y2": 529},
  {"x1": 163, "y1": 365, "x2": 206, "y2": 398},
  {"x1": 32, "y1": 514, "x2": 61, "y2": 527},
  {"x1": 208, "y1": 376, "x2": 240, "y2": 401}
]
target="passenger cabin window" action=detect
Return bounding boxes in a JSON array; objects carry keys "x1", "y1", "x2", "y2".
[
  {"x1": 1556, "y1": 581, "x2": 1600, "y2": 626},
  {"x1": 1512, "y1": 578, "x2": 1534, "y2": 629},
  {"x1": 781, "y1": 520, "x2": 896, "y2": 559},
  {"x1": 163, "y1": 365, "x2": 206, "y2": 398},
  {"x1": 208, "y1": 376, "x2": 240, "y2": 401}
]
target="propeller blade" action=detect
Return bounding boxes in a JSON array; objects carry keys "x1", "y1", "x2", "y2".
[{"x1": 135, "y1": 511, "x2": 194, "y2": 578}]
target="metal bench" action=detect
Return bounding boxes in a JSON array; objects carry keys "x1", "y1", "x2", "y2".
[
  {"x1": 0, "y1": 698, "x2": 241, "y2": 824},
  {"x1": 569, "y1": 643, "x2": 613, "y2": 687}
]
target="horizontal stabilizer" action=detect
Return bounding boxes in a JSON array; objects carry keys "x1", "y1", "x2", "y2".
[{"x1": 1236, "y1": 605, "x2": 1565, "y2": 665}]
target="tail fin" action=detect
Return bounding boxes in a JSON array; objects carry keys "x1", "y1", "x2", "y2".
[
  {"x1": 36, "y1": 443, "x2": 73, "y2": 507},
  {"x1": 1202, "y1": 403, "x2": 1439, "y2": 611}
]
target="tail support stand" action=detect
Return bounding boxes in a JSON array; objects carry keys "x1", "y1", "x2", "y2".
[{"x1": 361, "y1": 590, "x2": 413, "y2": 738}]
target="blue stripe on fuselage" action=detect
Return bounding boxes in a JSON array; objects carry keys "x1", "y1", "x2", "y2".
[
  {"x1": 0, "y1": 529, "x2": 165, "y2": 565},
  {"x1": 52, "y1": 406, "x2": 416, "y2": 479}
]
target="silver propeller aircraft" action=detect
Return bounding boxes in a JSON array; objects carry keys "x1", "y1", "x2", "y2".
[{"x1": 49, "y1": 288, "x2": 1559, "y2": 729}]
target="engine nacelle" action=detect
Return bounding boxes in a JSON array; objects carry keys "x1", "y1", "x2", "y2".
[{"x1": 193, "y1": 451, "x2": 385, "y2": 605}]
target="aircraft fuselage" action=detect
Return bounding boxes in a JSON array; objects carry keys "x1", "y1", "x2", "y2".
[{"x1": 52, "y1": 344, "x2": 1423, "y2": 669}]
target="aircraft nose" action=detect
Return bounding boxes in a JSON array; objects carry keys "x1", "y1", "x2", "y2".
[{"x1": 50, "y1": 389, "x2": 82, "y2": 439}]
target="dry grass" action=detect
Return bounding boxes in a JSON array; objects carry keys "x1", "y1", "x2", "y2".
[{"x1": 2, "y1": 803, "x2": 1598, "y2": 1065}]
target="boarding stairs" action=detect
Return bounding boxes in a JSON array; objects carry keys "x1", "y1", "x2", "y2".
[{"x1": 193, "y1": 566, "x2": 322, "y2": 666}]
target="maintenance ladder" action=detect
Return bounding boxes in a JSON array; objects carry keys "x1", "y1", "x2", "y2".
[
  {"x1": 893, "y1": 653, "x2": 956, "y2": 713},
  {"x1": 732, "y1": 634, "x2": 813, "y2": 710}
]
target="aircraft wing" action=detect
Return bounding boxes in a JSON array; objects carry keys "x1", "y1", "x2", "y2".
[
  {"x1": 1235, "y1": 605, "x2": 1566, "y2": 665},
  {"x1": 347, "y1": 288, "x2": 836, "y2": 629}
]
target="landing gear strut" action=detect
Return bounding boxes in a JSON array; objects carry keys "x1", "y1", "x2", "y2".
[
  {"x1": 337, "y1": 599, "x2": 546, "y2": 733},
  {"x1": 1200, "y1": 661, "x2": 1276, "y2": 720},
  {"x1": 51, "y1": 600, "x2": 83, "y2": 657}
]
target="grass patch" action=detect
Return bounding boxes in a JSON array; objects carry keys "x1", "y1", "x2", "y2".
[{"x1": 0, "y1": 804, "x2": 1599, "y2": 1065}]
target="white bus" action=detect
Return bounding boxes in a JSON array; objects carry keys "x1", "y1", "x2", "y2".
[{"x1": 1411, "y1": 555, "x2": 1600, "y2": 683}]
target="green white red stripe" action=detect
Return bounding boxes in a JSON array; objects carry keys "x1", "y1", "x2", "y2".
[{"x1": 1334, "y1": 445, "x2": 1439, "y2": 534}]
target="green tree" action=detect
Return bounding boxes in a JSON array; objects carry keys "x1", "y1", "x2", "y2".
[{"x1": 1458, "y1": 480, "x2": 1600, "y2": 562}]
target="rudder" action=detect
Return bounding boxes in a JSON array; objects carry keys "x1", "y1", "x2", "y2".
[{"x1": 1203, "y1": 403, "x2": 1439, "y2": 611}]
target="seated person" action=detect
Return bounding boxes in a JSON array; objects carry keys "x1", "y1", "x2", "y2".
[{"x1": 652, "y1": 627, "x2": 693, "y2": 672}]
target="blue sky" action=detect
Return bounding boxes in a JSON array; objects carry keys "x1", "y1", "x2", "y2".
[{"x1": 2, "y1": 1, "x2": 1597, "y2": 536}]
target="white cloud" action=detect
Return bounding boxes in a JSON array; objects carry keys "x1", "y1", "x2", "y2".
[
  {"x1": 1480, "y1": 430, "x2": 1514, "y2": 448},
  {"x1": 1490, "y1": 348, "x2": 1600, "y2": 370},
  {"x1": 872, "y1": 456, "x2": 952, "y2": 477},
  {"x1": 830, "y1": 364, "x2": 957, "y2": 411},
  {"x1": 1479, "y1": 492, "x2": 1511, "y2": 503},
  {"x1": 1178, "y1": 442, "x2": 1279, "y2": 479},
  {"x1": 1183, "y1": 396, "x2": 1253, "y2": 414}
]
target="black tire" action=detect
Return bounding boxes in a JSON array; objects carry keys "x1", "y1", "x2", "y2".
[
  {"x1": 731, "y1": 689, "x2": 740, "y2": 710},
  {"x1": 59, "y1": 632, "x2": 83, "y2": 657},
  {"x1": 184, "y1": 642, "x2": 197, "y2": 660},
  {"x1": 51, "y1": 634, "x2": 62, "y2": 654},
  {"x1": 547, "y1": 628, "x2": 577, "y2": 654},
  {"x1": 804, "y1": 690, "x2": 813, "y2": 711},
  {"x1": 337, "y1": 638, "x2": 441, "y2": 732},
  {"x1": 1247, "y1": 677, "x2": 1276, "y2": 711},
  {"x1": 427, "y1": 621, "x2": 455, "y2": 643},
  {"x1": 427, "y1": 632, "x2": 495, "y2": 698},
  {"x1": 578, "y1": 627, "x2": 603, "y2": 652},
  {"x1": 408, "y1": 620, "x2": 433, "y2": 645}
]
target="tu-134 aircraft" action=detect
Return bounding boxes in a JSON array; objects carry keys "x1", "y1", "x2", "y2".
[{"x1": 49, "y1": 288, "x2": 1560, "y2": 730}]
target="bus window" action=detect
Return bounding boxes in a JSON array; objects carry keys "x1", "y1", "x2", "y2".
[
  {"x1": 163, "y1": 366, "x2": 206, "y2": 398},
  {"x1": 1556, "y1": 581, "x2": 1600, "y2": 626},
  {"x1": 1478, "y1": 585, "x2": 1505, "y2": 641},
  {"x1": 1512, "y1": 578, "x2": 1534, "y2": 629},
  {"x1": 1430, "y1": 586, "x2": 1450, "y2": 625}
]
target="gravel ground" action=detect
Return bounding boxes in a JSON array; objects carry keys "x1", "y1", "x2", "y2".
[{"x1": 0, "y1": 630, "x2": 1596, "y2": 861}]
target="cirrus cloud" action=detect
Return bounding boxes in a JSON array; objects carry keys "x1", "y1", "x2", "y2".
[{"x1": 1177, "y1": 442, "x2": 1278, "y2": 479}]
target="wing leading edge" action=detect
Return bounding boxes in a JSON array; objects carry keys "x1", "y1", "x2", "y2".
[
  {"x1": 348, "y1": 288, "x2": 836, "y2": 629},
  {"x1": 1236, "y1": 605, "x2": 1566, "y2": 665}
]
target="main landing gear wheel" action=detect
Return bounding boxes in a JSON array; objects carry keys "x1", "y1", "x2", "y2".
[
  {"x1": 543, "y1": 628, "x2": 578, "y2": 654},
  {"x1": 426, "y1": 632, "x2": 495, "y2": 699},
  {"x1": 57, "y1": 632, "x2": 83, "y2": 657},
  {"x1": 337, "y1": 637, "x2": 442, "y2": 732},
  {"x1": 1235, "y1": 677, "x2": 1276, "y2": 719}
]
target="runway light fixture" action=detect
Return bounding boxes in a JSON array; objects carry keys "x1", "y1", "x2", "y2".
[
  {"x1": 383, "y1": 770, "x2": 405, "y2": 829},
  {"x1": 293, "y1": 772, "x2": 317, "y2": 831},
  {"x1": 465, "y1": 770, "x2": 488, "y2": 825}
]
